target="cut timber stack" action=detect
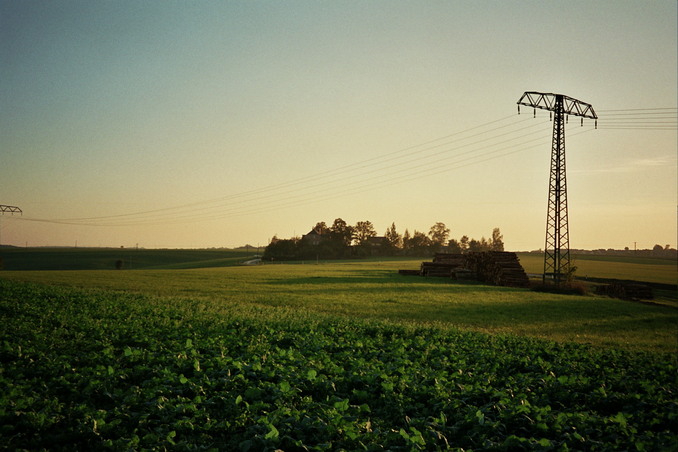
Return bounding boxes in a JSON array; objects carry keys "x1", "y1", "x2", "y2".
[
  {"x1": 463, "y1": 252, "x2": 530, "y2": 288},
  {"x1": 433, "y1": 253, "x2": 466, "y2": 266},
  {"x1": 420, "y1": 253, "x2": 465, "y2": 277},
  {"x1": 406, "y1": 252, "x2": 530, "y2": 288}
]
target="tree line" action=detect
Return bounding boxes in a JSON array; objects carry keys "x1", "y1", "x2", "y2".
[{"x1": 263, "y1": 218, "x2": 504, "y2": 261}]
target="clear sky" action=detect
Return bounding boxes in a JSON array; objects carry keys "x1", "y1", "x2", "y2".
[{"x1": 1, "y1": 0, "x2": 676, "y2": 250}]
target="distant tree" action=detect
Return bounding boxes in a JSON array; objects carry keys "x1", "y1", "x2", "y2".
[
  {"x1": 402, "y1": 229, "x2": 412, "y2": 251},
  {"x1": 329, "y1": 218, "x2": 353, "y2": 247},
  {"x1": 652, "y1": 244, "x2": 664, "y2": 253},
  {"x1": 468, "y1": 239, "x2": 481, "y2": 252},
  {"x1": 566, "y1": 265, "x2": 578, "y2": 283},
  {"x1": 384, "y1": 222, "x2": 402, "y2": 250},
  {"x1": 409, "y1": 230, "x2": 432, "y2": 255},
  {"x1": 490, "y1": 228, "x2": 504, "y2": 251},
  {"x1": 312, "y1": 221, "x2": 330, "y2": 235},
  {"x1": 479, "y1": 237, "x2": 489, "y2": 251},
  {"x1": 665, "y1": 244, "x2": 671, "y2": 250},
  {"x1": 460, "y1": 235, "x2": 470, "y2": 253},
  {"x1": 353, "y1": 221, "x2": 377, "y2": 246},
  {"x1": 428, "y1": 222, "x2": 450, "y2": 249},
  {"x1": 263, "y1": 238, "x2": 300, "y2": 261},
  {"x1": 448, "y1": 239, "x2": 462, "y2": 253},
  {"x1": 467, "y1": 237, "x2": 491, "y2": 252}
]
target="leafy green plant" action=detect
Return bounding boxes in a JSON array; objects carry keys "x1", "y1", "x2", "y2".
[{"x1": 1, "y1": 279, "x2": 676, "y2": 450}]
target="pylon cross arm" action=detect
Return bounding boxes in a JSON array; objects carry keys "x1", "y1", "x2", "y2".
[
  {"x1": 517, "y1": 91, "x2": 597, "y2": 119},
  {"x1": 0, "y1": 205, "x2": 22, "y2": 214}
]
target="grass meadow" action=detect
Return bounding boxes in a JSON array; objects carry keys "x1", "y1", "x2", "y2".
[
  {"x1": 1, "y1": 258, "x2": 676, "y2": 353},
  {"x1": 1, "y1": 250, "x2": 676, "y2": 450},
  {"x1": 0, "y1": 247, "x2": 257, "y2": 271},
  {"x1": 517, "y1": 252, "x2": 677, "y2": 286}
]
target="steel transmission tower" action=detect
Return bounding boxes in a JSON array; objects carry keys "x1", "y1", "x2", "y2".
[
  {"x1": 517, "y1": 92, "x2": 597, "y2": 285},
  {"x1": 0, "y1": 205, "x2": 22, "y2": 248}
]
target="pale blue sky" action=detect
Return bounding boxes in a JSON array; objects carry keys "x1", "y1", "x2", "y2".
[{"x1": 1, "y1": 0, "x2": 676, "y2": 249}]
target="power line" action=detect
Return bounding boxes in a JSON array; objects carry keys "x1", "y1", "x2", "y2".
[
  {"x1": 17, "y1": 114, "x2": 544, "y2": 225},
  {"x1": 598, "y1": 107, "x2": 676, "y2": 112},
  {"x1": 596, "y1": 108, "x2": 677, "y2": 131},
  {"x1": 14, "y1": 126, "x2": 558, "y2": 226},
  {"x1": 20, "y1": 115, "x2": 523, "y2": 223},
  {"x1": 10, "y1": 106, "x2": 666, "y2": 228},
  {"x1": 597, "y1": 127, "x2": 676, "y2": 130},
  {"x1": 10, "y1": 120, "x2": 594, "y2": 226}
]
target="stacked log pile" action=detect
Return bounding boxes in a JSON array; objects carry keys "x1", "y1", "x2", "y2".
[
  {"x1": 462, "y1": 252, "x2": 531, "y2": 288},
  {"x1": 403, "y1": 252, "x2": 530, "y2": 288},
  {"x1": 433, "y1": 253, "x2": 466, "y2": 266},
  {"x1": 420, "y1": 262, "x2": 456, "y2": 277},
  {"x1": 420, "y1": 253, "x2": 466, "y2": 277}
]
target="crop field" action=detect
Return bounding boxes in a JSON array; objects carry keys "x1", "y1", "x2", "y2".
[
  {"x1": 1, "y1": 259, "x2": 676, "y2": 352},
  {"x1": 2, "y1": 247, "x2": 675, "y2": 285},
  {"x1": 0, "y1": 247, "x2": 257, "y2": 271},
  {"x1": 1, "y1": 255, "x2": 677, "y2": 450},
  {"x1": 517, "y1": 253, "x2": 677, "y2": 286}
]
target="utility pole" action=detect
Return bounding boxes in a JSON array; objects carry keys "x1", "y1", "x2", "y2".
[
  {"x1": 517, "y1": 92, "x2": 597, "y2": 286},
  {"x1": 0, "y1": 205, "x2": 22, "y2": 248}
]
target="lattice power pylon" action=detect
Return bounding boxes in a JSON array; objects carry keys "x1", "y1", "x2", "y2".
[
  {"x1": 0, "y1": 204, "x2": 22, "y2": 248},
  {"x1": 517, "y1": 92, "x2": 597, "y2": 285},
  {"x1": 0, "y1": 205, "x2": 22, "y2": 215}
]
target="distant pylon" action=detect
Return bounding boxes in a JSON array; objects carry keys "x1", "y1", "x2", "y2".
[
  {"x1": 517, "y1": 92, "x2": 597, "y2": 286},
  {"x1": 0, "y1": 204, "x2": 22, "y2": 247},
  {"x1": 0, "y1": 205, "x2": 22, "y2": 214}
]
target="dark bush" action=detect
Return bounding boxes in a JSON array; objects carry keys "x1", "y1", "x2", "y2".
[{"x1": 531, "y1": 281, "x2": 588, "y2": 296}]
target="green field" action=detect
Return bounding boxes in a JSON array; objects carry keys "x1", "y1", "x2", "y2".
[
  {"x1": 2, "y1": 247, "x2": 675, "y2": 285},
  {"x1": 517, "y1": 253, "x2": 677, "y2": 286},
  {"x1": 0, "y1": 247, "x2": 258, "y2": 271},
  {"x1": 1, "y1": 250, "x2": 677, "y2": 449},
  {"x1": 1, "y1": 260, "x2": 676, "y2": 353}
]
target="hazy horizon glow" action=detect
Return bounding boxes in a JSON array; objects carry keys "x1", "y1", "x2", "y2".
[{"x1": 1, "y1": 1, "x2": 676, "y2": 251}]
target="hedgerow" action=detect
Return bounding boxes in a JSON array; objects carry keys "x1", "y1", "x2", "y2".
[{"x1": 1, "y1": 279, "x2": 676, "y2": 450}]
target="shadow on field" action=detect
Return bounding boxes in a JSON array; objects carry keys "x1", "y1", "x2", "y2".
[
  {"x1": 255, "y1": 269, "x2": 678, "y2": 353},
  {"x1": 264, "y1": 275, "x2": 432, "y2": 286},
  {"x1": 263, "y1": 269, "x2": 484, "y2": 286}
]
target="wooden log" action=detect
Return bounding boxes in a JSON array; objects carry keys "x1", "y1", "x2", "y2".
[
  {"x1": 462, "y1": 251, "x2": 530, "y2": 287},
  {"x1": 421, "y1": 262, "x2": 459, "y2": 277},
  {"x1": 433, "y1": 253, "x2": 465, "y2": 264},
  {"x1": 455, "y1": 269, "x2": 477, "y2": 280},
  {"x1": 418, "y1": 251, "x2": 529, "y2": 287}
]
